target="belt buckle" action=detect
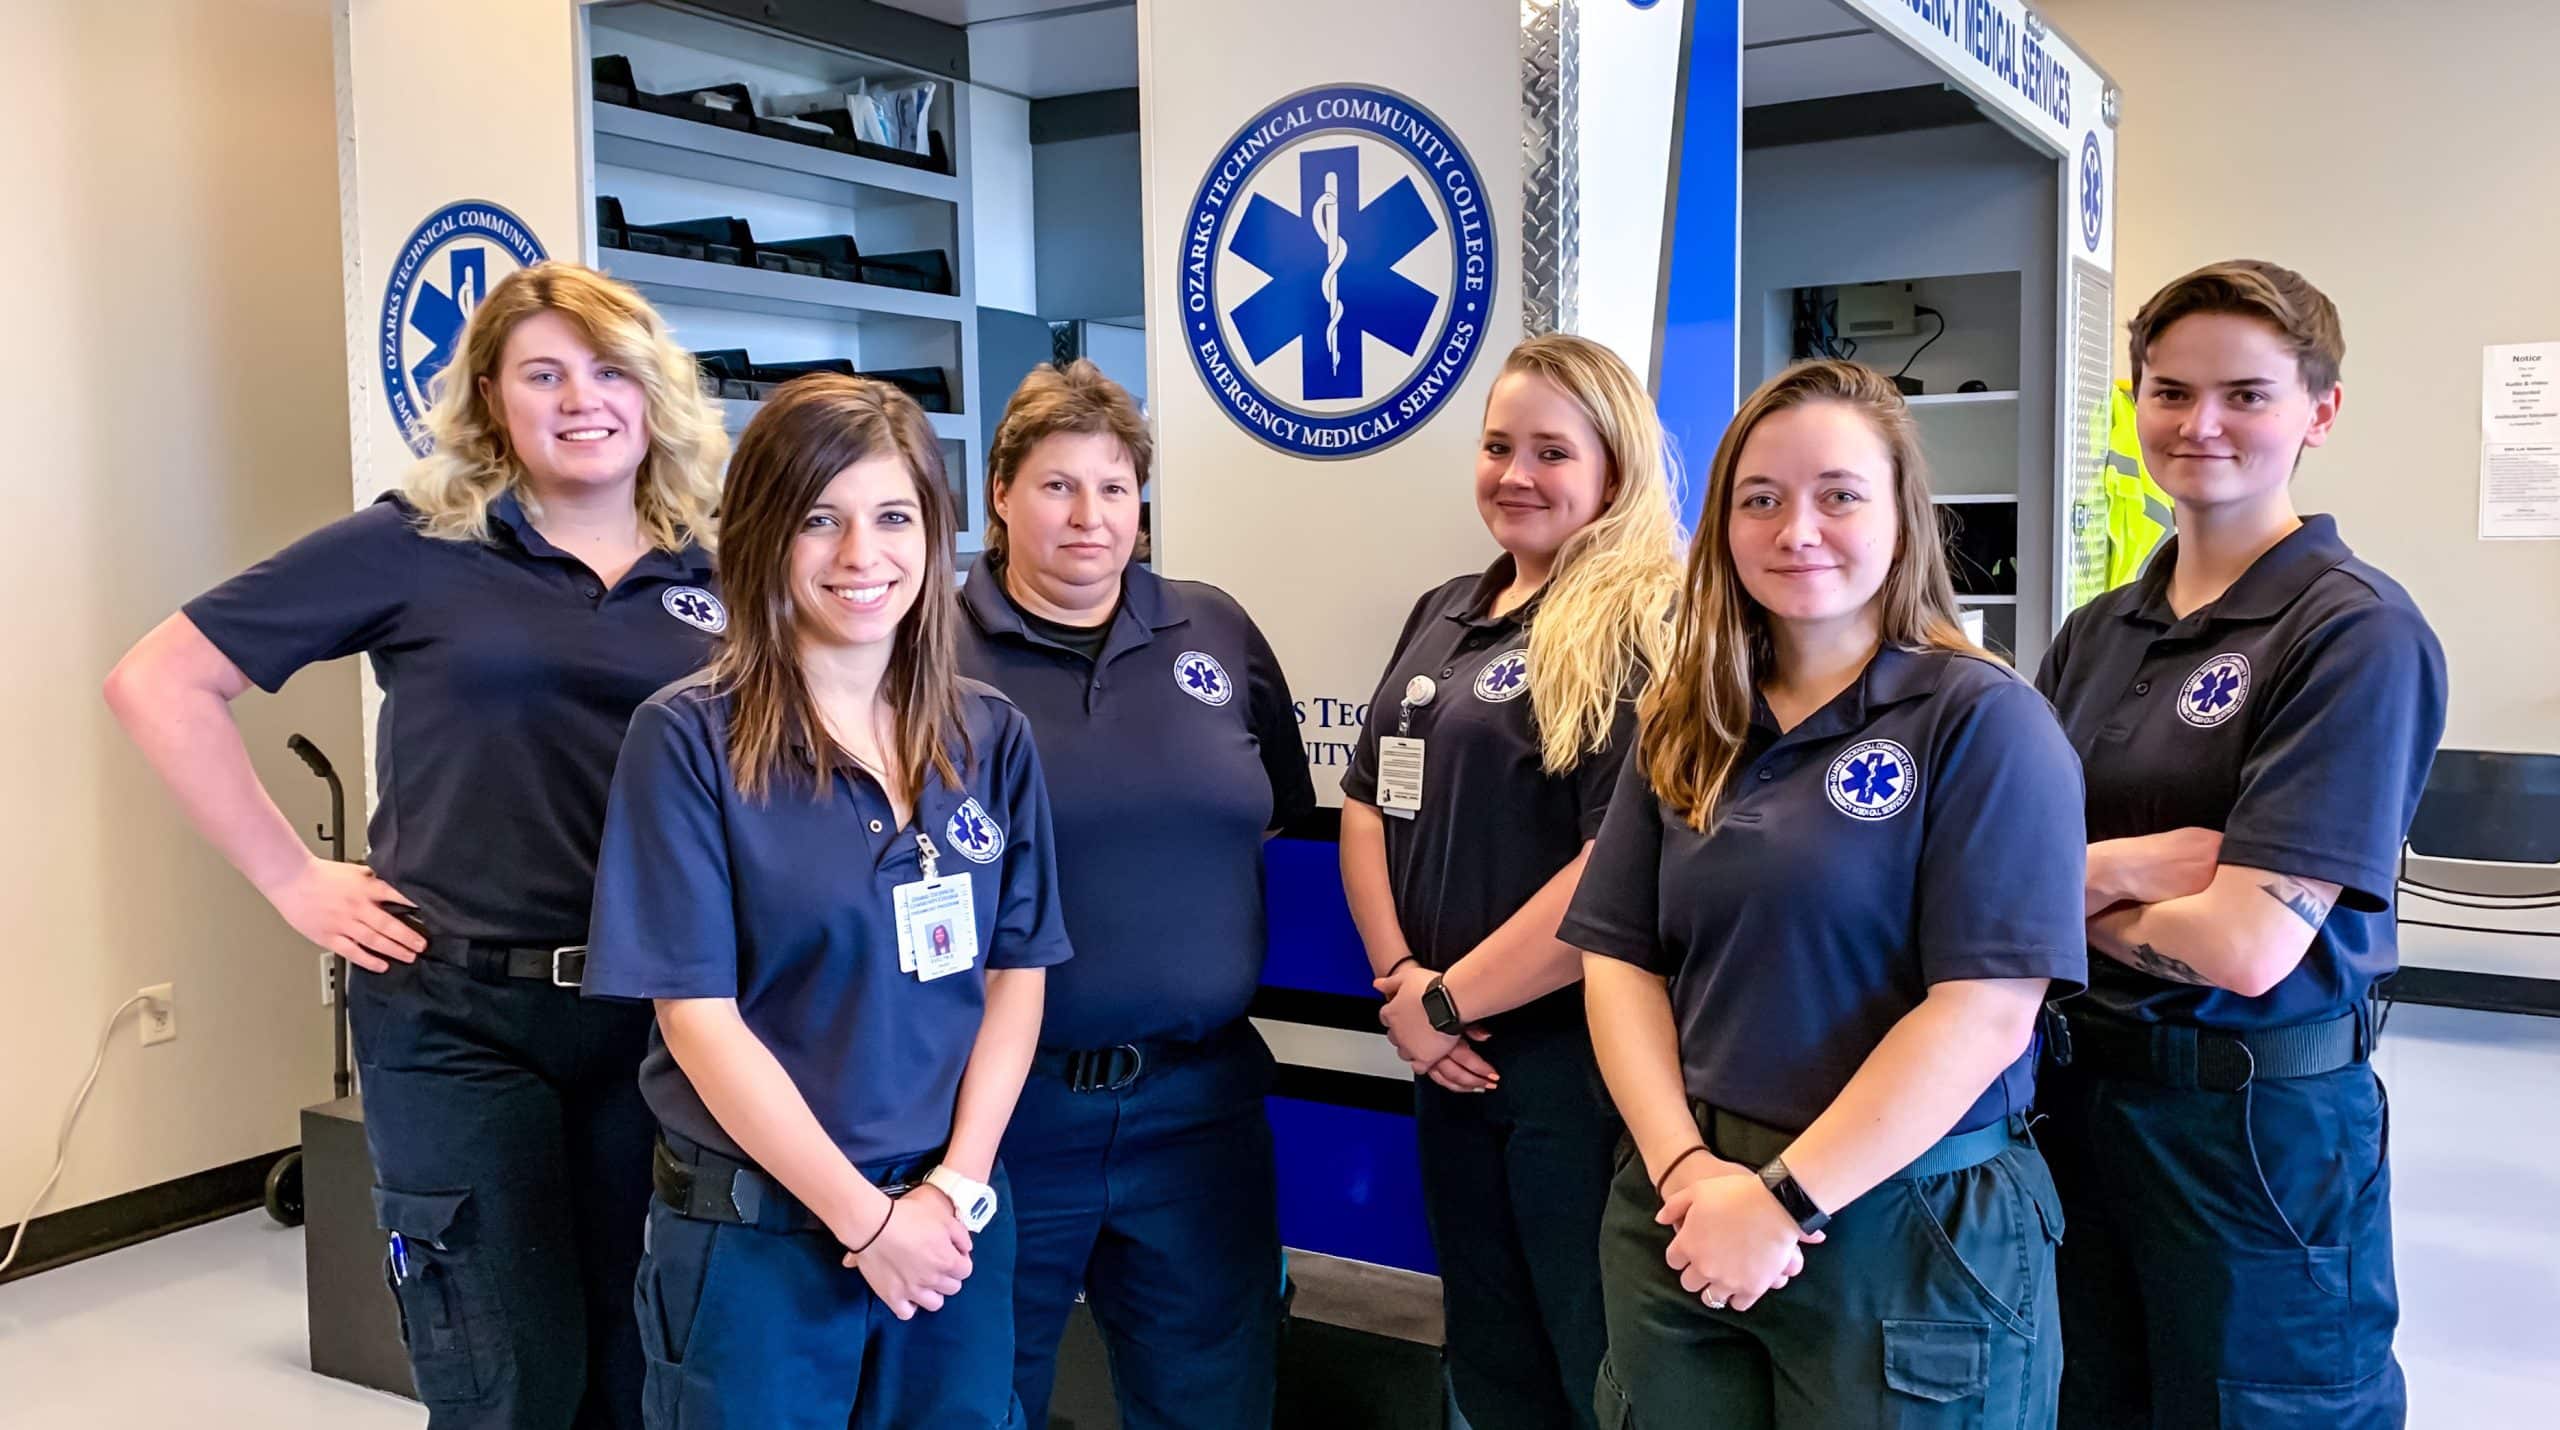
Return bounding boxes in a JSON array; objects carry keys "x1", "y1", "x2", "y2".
[
  {"x1": 1069, "y1": 1044, "x2": 1144, "y2": 1093},
  {"x1": 551, "y1": 945, "x2": 588, "y2": 988},
  {"x1": 2200, "y1": 1037, "x2": 2256, "y2": 1093}
]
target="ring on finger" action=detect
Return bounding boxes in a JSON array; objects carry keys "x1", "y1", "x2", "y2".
[{"x1": 1704, "y1": 1292, "x2": 1728, "y2": 1310}]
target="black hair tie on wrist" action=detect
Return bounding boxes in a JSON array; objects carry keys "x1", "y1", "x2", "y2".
[{"x1": 1655, "y1": 1145, "x2": 1713, "y2": 1198}]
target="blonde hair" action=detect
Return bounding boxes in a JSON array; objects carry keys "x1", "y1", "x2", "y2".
[
  {"x1": 1495, "y1": 335, "x2": 1686, "y2": 774},
  {"x1": 402, "y1": 261, "x2": 726, "y2": 551},
  {"x1": 983, "y1": 359, "x2": 1154, "y2": 560},
  {"x1": 1640, "y1": 360, "x2": 1982, "y2": 829},
  {"x1": 709, "y1": 376, "x2": 970, "y2": 805}
]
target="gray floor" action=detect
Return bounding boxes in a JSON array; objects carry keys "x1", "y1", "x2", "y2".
[
  {"x1": 0, "y1": 1213, "x2": 417, "y2": 1429},
  {"x1": 0, "y1": 1002, "x2": 2552, "y2": 1426}
]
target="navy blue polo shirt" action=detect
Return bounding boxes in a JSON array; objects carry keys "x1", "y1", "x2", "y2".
[
  {"x1": 956, "y1": 552, "x2": 1314, "y2": 1048},
  {"x1": 1341, "y1": 559, "x2": 1639, "y2": 1031},
  {"x1": 2035, "y1": 515, "x2": 2447, "y2": 1030},
  {"x1": 1561, "y1": 648, "x2": 2088, "y2": 1134},
  {"x1": 183, "y1": 491, "x2": 723, "y2": 944},
  {"x1": 583, "y1": 675, "x2": 1074, "y2": 1168}
]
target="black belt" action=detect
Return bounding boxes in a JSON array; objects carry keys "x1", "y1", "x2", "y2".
[
  {"x1": 421, "y1": 936, "x2": 587, "y2": 987},
  {"x1": 1033, "y1": 1026, "x2": 1233, "y2": 1093},
  {"x1": 1696, "y1": 1103, "x2": 2021, "y2": 1182},
  {"x1": 2047, "y1": 1007, "x2": 2365, "y2": 1092},
  {"x1": 651, "y1": 1136, "x2": 923, "y2": 1235}
]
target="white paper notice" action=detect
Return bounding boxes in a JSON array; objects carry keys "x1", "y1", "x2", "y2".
[{"x1": 2481, "y1": 343, "x2": 2560, "y2": 538}]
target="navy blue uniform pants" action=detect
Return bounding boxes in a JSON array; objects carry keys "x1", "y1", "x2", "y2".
[
  {"x1": 2043, "y1": 1058, "x2": 2403, "y2": 1428},
  {"x1": 347, "y1": 954, "x2": 655, "y2": 1430},
  {"x1": 634, "y1": 1161, "x2": 1020, "y2": 1429},
  {"x1": 1415, "y1": 1017, "x2": 1619, "y2": 1430},
  {"x1": 1596, "y1": 1114, "x2": 2063, "y2": 1429},
  {"x1": 1003, "y1": 1022, "x2": 1283, "y2": 1430}
]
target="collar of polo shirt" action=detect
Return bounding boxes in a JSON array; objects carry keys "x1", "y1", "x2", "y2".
[{"x1": 2122, "y1": 515, "x2": 2351, "y2": 630}]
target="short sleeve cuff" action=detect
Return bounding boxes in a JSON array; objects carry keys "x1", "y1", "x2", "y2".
[
  {"x1": 580, "y1": 966, "x2": 740, "y2": 1002},
  {"x1": 2213, "y1": 837, "x2": 2397, "y2": 915},
  {"x1": 987, "y1": 931, "x2": 1075, "y2": 971},
  {"x1": 1558, "y1": 912, "x2": 1676, "y2": 975},
  {"x1": 1921, "y1": 945, "x2": 2087, "y2": 997},
  {"x1": 181, "y1": 595, "x2": 298, "y2": 694}
]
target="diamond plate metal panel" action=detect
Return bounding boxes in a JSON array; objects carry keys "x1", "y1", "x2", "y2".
[
  {"x1": 1520, "y1": 0, "x2": 1578, "y2": 337},
  {"x1": 2063, "y1": 260, "x2": 2115, "y2": 613}
]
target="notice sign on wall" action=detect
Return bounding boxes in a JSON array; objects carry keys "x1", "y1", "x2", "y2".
[{"x1": 2481, "y1": 342, "x2": 2560, "y2": 539}]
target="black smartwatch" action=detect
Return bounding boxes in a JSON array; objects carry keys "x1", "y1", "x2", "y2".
[
  {"x1": 1757, "y1": 1155, "x2": 1830, "y2": 1235},
  {"x1": 1420, "y1": 975, "x2": 1465, "y2": 1035}
]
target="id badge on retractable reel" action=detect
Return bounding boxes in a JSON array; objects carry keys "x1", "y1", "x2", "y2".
[
  {"x1": 892, "y1": 832, "x2": 980, "y2": 982},
  {"x1": 1377, "y1": 675, "x2": 1437, "y2": 820}
]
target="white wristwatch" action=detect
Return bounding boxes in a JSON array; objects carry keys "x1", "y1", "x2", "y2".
[{"x1": 922, "y1": 1165, "x2": 998, "y2": 1232}]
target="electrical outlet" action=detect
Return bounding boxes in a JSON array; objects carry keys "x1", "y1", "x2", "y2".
[
  {"x1": 138, "y1": 984, "x2": 177, "y2": 1046},
  {"x1": 320, "y1": 953, "x2": 338, "y2": 1007}
]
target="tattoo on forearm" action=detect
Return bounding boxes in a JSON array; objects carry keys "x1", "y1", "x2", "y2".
[
  {"x1": 2126, "y1": 942, "x2": 2213, "y2": 985},
  {"x1": 2260, "y1": 876, "x2": 2332, "y2": 931}
]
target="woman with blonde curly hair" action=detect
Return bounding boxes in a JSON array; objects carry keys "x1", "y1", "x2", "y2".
[
  {"x1": 1338, "y1": 332, "x2": 1683, "y2": 1430},
  {"x1": 106, "y1": 261, "x2": 727, "y2": 1429}
]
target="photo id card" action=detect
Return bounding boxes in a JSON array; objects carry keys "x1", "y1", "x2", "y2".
[{"x1": 893, "y1": 873, "x2": 980, "y2": 982}]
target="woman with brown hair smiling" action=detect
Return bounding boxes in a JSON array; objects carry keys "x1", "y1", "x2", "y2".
[{"x1": 583, "y1": 375, "x2": 1072, "y2": 1427}]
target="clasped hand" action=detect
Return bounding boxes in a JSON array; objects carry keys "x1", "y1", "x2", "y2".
[
  {"x1": 837, "y1": 1185, "x2": 972, "y2": 1320},
  {"x1": 1656, "y1": 1156, "x2": 1823, "y2": 1313},
  {"x1": 1374, "y1": 964, "x2": 1499, "y2": 1092}
]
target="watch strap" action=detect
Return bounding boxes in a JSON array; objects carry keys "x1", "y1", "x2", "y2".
[
  {"x1": 1758, "y1": 1155, "x2": 1830, "y2": 1234},
  {"x1": 923, "y1": 1165, "x2": 997, "y2": 1232}
]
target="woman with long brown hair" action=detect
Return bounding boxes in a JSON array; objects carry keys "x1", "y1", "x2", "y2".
[
  {"x1": 105, "y1": 261, "x2": 724, "y2": 1428},
  {"x1": 582, "y1": 375, "x2": 1071, "y2": 1426},
  {"x1": 1563, "y1": 359, "x2": 2086, "y2": 1426}
]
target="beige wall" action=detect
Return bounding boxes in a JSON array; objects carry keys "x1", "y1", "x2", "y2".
[
  {"x1": 2044, "y1": 0, "x2": 2560, "y2": 752},
  {"x1": 0, "y1": 0, "x2": 360, "y2": 1216}
]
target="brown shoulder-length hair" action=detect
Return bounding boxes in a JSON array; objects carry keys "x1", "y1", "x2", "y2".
[
  {"x1": 710, "y1": 374, "x2": 970, "y2": 804},
  {"x1": 982, "y1": 358, "x2": 1153, "y2": 559},
  {"x1": 1639, "y1": 359, "x2": 1982, "y2": 830}
]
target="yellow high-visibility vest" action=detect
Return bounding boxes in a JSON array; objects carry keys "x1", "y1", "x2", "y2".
[{"x1": 2105, "y1": 380, "x2": 2174, "y2": 589}]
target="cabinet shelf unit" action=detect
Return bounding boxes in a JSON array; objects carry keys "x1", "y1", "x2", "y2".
[{"x1": 579, "y1": 2, "x2": 986, "y2": 546}]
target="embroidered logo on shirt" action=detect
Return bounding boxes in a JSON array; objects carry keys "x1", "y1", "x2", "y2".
[
  {"x1": 1174, "y1": 650, "x2": 1234, "y2": 707},
  {"x1": 1826, "y1": 739, "x2": 1917, "y2": 821},
  {"x1": 2177, "y1": 652, "x2": 2252, "y2": 729},
  {"x1": 1473, "y1": 649, "x2": 1531, "y2": 703},
  {"x1": 661, "y1": 586, "x2": 728, "y2": 634},
  {"x1": 946, "y1": 798, "x2": 1006, "y2": 863}
]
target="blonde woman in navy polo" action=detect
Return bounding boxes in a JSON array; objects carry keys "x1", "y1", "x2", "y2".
[
  {"x1": 106, "y1": 262, "x2": 727, "y2": 1429},
  {"x1": 1339, "y1": 333, "x2": 1683, "y2": 1430}
]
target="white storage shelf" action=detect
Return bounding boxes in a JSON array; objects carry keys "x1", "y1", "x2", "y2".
[
  {"x1": 582, "y1": 1, "x2": 986, "y2": 546},
  {"x1": 603, "y1": 248, "x2": 966, "y2": 325},
  {"x1": 593, "y1": 102, "x2": 962, "y2": 208}
]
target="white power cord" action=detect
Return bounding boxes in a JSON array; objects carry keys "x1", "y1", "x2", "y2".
[{"x1": 0, "y1": 993, "x2": 159, "y2": 1278}]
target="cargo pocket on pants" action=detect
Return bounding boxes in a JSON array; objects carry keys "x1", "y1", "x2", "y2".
[
  {"x1": 373, "y1": 1185, "x2": 495, "y2": 1405},
  {"x1": 2218, "y1": 1362, "x2": 2400, "y2": 1430},
  {"x1": 1595, "y1": 1354, "x2": 1640, "y2": 1429},
  {"x1": 1880, "y1": 1319, "x2": 1990, "y2": 1428}
]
